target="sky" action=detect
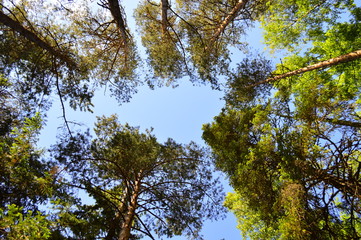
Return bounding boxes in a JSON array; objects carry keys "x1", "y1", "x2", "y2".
[{"x1": 38, "y1": 1, "x2": 265, "y2": 239}]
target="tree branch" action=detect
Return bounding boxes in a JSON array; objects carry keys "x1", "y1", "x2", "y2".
[
  {"x1": 206, "y1": 0, "x2": 248, "y2": 51},
  {"x1": 54, "y1": 62, "x2": 72, "y2": 137},
  {"x1": 0, "y1": 10, "x2": 77, "y2": 68},
  {"x1": 324, "y1": 118, "x2": 361, "y2": 128},
  {"x1": 248, "y1": 49, "x2": 361, "y2": 88}
]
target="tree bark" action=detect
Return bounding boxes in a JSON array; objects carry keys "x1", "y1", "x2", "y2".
[
  {"x1": 249, "y1": 49, "x2": 361, "y2": 88},
  {"x1": 161, "y1": 0, "x2": 169, "y2": 35},
  {"x1": 105, "y1": 186, "x2": 129, "y2": 240},
  {"x1": 0, "y1": 10, "x2": 77, "y2": 68},
  {"x1": 206, "y1": 0, "x2": 248, "y2": 51},
  {"x1": 118, "y1": 176, "x2": 142, "y2": 240},
  {"x1": 107, "y1": 0, "x2": 128, "y2": 44}
]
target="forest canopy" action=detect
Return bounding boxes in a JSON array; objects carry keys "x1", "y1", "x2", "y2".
[{"x1": 1, "y1": 0, "x2": 361, "y2": 239}]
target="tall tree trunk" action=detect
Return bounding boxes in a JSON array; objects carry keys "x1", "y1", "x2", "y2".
[
  {"x1": 161, "y1": 0, "x2": 169, "y2": 35},
  {"x1": 206, "y1": 0, "x2": 248, "y2": 51},
  {"x1": 105, "y1": 186, "x2": 129, "y2": 240},
  {"x1": 107, "y1": 0, "x2": 128, "y2": 44},
  {"x1": 0, "y1": 10, "x2": 77, "y2": 68},
  {"x1": 118, "y1": 177, "x2": 142, "y2": 240},
  {"x1": 249, "y1": 49, "x2": 361, "y2": 87}
]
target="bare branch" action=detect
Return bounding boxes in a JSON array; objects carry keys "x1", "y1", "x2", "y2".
[{"x1": 53, "y1": 62, "x2": 72, "y2": 137}]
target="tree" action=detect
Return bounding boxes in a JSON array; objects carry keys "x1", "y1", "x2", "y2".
[
  {"x1": 51, "y1": 115, "x2": 225, "y2": 240},
  {"x1": 203, "y1": 0, "x2": 361, "y2": 238},
  {"x1": 0, "y1": 204, "x2": 51, "y2": 240},
  {"x1": 203, "y1": 72, "x2": 361, "y2": 238},
  {"x1": 0, "y1": 0, "x2": 95, "y2": 113},
  {"x1": 177, "y1": 0, "x2": 266, "y2": 85},
  {"x1": 134, "y1": 0, "x2": 188, "y2": 85},
  {"x1": 0, "y1": 76, "x2": 54, "y2": 211},
  {"x1": 0, "y1": 76, "x2": 62, "y2": 239},
  {"x1": 135, "y1": 0, "x2": 267, "y2": 86},
  {"x1": 0, "y1": 0, "x2": 141, "y2": 116},
  {"x1": 67, "y1": 0, "x2": 140, "y2": 103}
]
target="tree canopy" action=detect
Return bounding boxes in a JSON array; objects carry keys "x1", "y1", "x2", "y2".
[
  {"x1": 51, "y1": 115, "x2": 225, "y2": 240},
  {"x1": 1, "y1": 0, "x2": 361, "y2": 239},
  {"x1": 203, "y1": 0, "x2": 361, "y2": 239}
]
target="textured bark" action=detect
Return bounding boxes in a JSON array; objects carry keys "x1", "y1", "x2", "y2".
[
  {"x1": 0, "y1": 10, "x2": 77, "y2": 68},
  {"x1": 118, "y1": 176, "x2": 142, "y2": 240},
  {"x1": 206, "y1": 0, "x2": 248, "y2": 51},
  {"x1": 249, "y1": 49, "x2": 361, "y2": 87},
  {"x1": 107, "y1": 0, "x2": 128, "y2": 44}
]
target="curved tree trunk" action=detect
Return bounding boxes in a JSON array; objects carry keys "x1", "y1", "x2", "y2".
[
  {"x1": 313, "y1": 168, "x2": 361, "y2": 199},
  {"x1": 325, "y1": 118, "x2": 361, "y2": 128}
]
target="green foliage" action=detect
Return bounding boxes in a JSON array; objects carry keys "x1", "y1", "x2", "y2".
[
  {"x1": 66, "y1": 0, "x2": 140, "y2": 103},
  {"x1": 0, "y1": 75, "x2": 17, "y2": 136},
  {"x1": 204, "y1": 85, "x2": 361, "y2": 238},
  {"x1": 204, "y1": 1, "x2": 361, "y2": 238},
  {"x1": 177, "y1": 0, "x2": 249, "y2": 86},
  {"x1": 260, "y1": 0, "x2": 357, "y2": 53},
  {"x1": 0, "y1": 204, "x2": 51, "y2": 240},
  {"x1": 133, "y1": 0, "x2": 268, "y2": 87},
  {"x1": 50, "y1": 197, "x2": 107, "y2": 240},
  {"x1": 134, "y1": 0, "x2": 187, "y2": 85},
  {"x1": 225, "y1": 54, "x2": 274, "y2": 106},
  {"x1": 0, "y1": 0, "x2": 141, "y2": 111},
  {"x1": 224, "y1": 192, "x2": 279, "y2": 240},
  {"x1": 0, "y1": 0, "x2": 95, "y2": 111},
  {"x1": 0, "y1": 112, "x2": 56, "y2": 210}
]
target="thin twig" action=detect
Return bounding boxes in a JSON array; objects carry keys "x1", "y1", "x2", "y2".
[{"x1": 53, "y1": 60, "x2": 72, "y2": 136}]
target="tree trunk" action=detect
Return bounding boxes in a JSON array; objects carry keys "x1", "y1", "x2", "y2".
[
  {"x1": 105, "y1": 186, "x2": 129, "y2": 240},
  {"x1": 206, "y1": 0, "x2": 248, "y2": 51},
  {"x1": 118, "y1": 177, "x2": 142, "y2": 240},
  {"x1": 249, "y1": 49, "x2": 361, "y2": 87},
  {"x1": 107, "y1": 0, "x2": 128, "y2": 44},
  {"x1": 0, "y1": 10, "x2": 77, "y2": 68},
  {"x1": 161, "y1": 0, "x2": 169, "y2": 35}
]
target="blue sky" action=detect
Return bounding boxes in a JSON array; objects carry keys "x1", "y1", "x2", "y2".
[{"x1": 38, "y1": 1, "x2": 266, "y2": 239}]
